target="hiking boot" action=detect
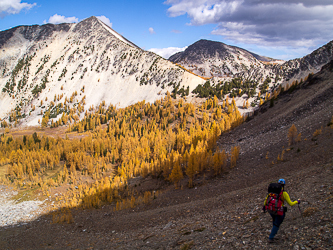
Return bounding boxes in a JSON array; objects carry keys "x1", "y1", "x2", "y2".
[{"x1": 268, "y1": 238, "x2": 275, "y2": 243}]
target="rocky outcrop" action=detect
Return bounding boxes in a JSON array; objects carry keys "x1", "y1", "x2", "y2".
[{"x1": 273, "y1": 40, "x2": 333, "y2": 82}]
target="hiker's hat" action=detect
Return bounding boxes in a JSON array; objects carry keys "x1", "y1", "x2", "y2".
[{"x1": 278, "y1": 179, "x2": 286, "y2": 185}]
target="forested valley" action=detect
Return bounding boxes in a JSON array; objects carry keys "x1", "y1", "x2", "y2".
[{"x1": 0, "y1": 92, "x2": 244, "y2": 221}]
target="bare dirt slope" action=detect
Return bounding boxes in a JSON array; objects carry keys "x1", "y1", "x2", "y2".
[{"x1": 0, "y1": 61, "x2": 333, "y2": 249}]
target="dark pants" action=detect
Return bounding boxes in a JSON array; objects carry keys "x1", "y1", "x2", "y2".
[{"x1": 269, "y1": 213, "x2": 285, "y2": 239}]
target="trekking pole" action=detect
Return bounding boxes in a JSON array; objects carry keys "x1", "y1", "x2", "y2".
[{"x1": 298, "y1": 204, "x2": 304, "y2": 223}]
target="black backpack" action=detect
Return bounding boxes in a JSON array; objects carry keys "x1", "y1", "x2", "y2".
[{"x1": 268, "y1": 183, "x2": 282, "y2": 194}]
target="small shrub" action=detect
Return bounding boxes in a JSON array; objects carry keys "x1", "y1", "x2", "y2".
[
  {"x1": 269, "y1": 98, "x2": 274, "y2": 107},
  {"x1": 180, "y1": 241, "x2": 194, "y2": 250},
  {"x1": 302, "y1": 207, "x2": 318, "y2": 217},
  {"x1": 313, "y1": 128, "x2": 322, "y2": 137}
]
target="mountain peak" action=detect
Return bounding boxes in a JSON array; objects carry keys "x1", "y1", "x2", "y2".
[
  {"x1": 70, "y1": 16, "x2": 138, "y2": 48},
  {"x1": 77, "y1": 16, "x2": 100, "y2": 25},
  {"x1": 169, "y1": 39, "x2": 269, "y2": 78},
  {"x1": 86, "y1": 16, "x2": 99, "y2": 21},
  {"x1": 195, "y1": 39, "x2": 226, "y2": 45}
]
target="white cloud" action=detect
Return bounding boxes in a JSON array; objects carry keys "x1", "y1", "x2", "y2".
[
  {"x1": 149, "y1": 27, "x2": 155, "y2": 34},
  {"x1": 149, "y1": 46, "x2": 188, "y2": 59},
  {"x1": 0, "y1": 0, "x2": 36, "y2": 18},
  {"x1": 96, "y1": 15, "x2": 112, "y2": 28},
  {"x1": 44, "y1": 14, "x2": 78, "y2": 24},
  {"x1": 165, "y1": 0, "x2": 333, "y2": 54}
]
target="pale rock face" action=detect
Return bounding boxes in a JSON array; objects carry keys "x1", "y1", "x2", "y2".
[{"x1": 0, "y1": 16, "x2": 204, "y2": 126}]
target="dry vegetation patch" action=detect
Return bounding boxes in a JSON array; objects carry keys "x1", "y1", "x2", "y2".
[{"x1": 302, "y1": 207, "x2": 319, "y2": 217}]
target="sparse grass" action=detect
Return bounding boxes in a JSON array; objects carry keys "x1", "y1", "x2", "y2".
[
  {"x1": 180, "y1": 241, "x2": 194, "y2": 250},
  {"x1": 193, "y1": 227, "x2": 206, "y2": 232},
  {"x1": 243, "y1": 215, "x2": 259, "y2": 224},
  {"x1": 7, "y1": 126, "x2": 79, "y2": 140},
  {"x1": 11, "y1": 187, "x2": 39, "y2": 204},
  {"x1": 42, "y1": 164, "x2": 63, "y2": 180},
  {"x1": 0, "y1": 165, "x2": 7, "y2": 179}
]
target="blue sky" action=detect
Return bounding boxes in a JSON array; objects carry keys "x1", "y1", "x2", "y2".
[{"x1": 1, "y1": 0, "x2": 333, "y2": 60}]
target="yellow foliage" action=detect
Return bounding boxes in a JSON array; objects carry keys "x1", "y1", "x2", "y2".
[
  {"x1": 288, "y1": 124, "x2": 298, "y2": 146},
  {"x1": 313, "y1": 128, "x2": 322, "y2": 137},
  {"x1": 52, "y1": 210, "x2": 73, "y2": 224},
  {"x1": 169, "y1": 160, "x2": 183, "y2": 189},
  {"x1": 230, "y1": 146, "x2": 240, "y2": 168},
  {"x1": 130, "y1": 196, "x2": 136, "y2": 208},
  {"x1": 144, "y1": 191, "x2": 151, "y2": 204},
  {"x1": 1, "y1": 94, "x2": 246, "y2": 212},
  {"x1": 185, "y1": 150, "x2": 197, "y2": 188},
  {"x1": 213, "y1": 149, "x2": 227, "y2": 175},
  {"x1": 278, "y1": 150, "x2": 285, "y2": 161},
  {"x1": 273, "y1": 90, "x2": 278, "y2": 99}
]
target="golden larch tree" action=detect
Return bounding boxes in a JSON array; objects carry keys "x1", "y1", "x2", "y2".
[
  {"x1": 213, "y1": 151, "x2": 221, "y2": 175},
  {"x1": 169, "y1": 161, "x2": 183, "y2": 189},
  {"x1": 288, "y1": 124, "x2": 297, "y2": 145},
  {"x1": 230, "y1": 146, "x2": 240, "y2": 168},
  {"x1": 186, "y1": 152, "x2": 197, "y2": 187}
]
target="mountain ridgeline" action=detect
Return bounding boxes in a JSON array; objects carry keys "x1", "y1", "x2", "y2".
[
  {"x1": 0, "y1": 16, "x2": 203, "y2": 126},
  {"x1": 169, "y1": 39, "x2": 333, "y2": 85}
]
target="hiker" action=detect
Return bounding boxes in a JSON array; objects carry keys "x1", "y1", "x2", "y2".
[{"x1": 263, "y1": 179, "x2": 301, "y2": 243}]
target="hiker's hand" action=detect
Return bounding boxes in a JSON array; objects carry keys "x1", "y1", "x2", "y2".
[
  {"x1": 297, "y1": 199, "x2": 301, "y2": 204},
  {"x1": 262, "y1": 206, "x2": 266, "y2": 213}
]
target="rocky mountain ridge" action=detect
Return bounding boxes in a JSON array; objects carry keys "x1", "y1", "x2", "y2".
[
  {"x1": 0, "y1": 16, "x2": 204, "y2": 126},
  {"x1": 169, "y1": 39, "x2": 280, "y2": 79},
  {"x1": 274, "y1": 40, "x2": 333, "y2": 82},
  {"x1": 169, "y1": 39, "x2": 333, "y2": 87}
]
